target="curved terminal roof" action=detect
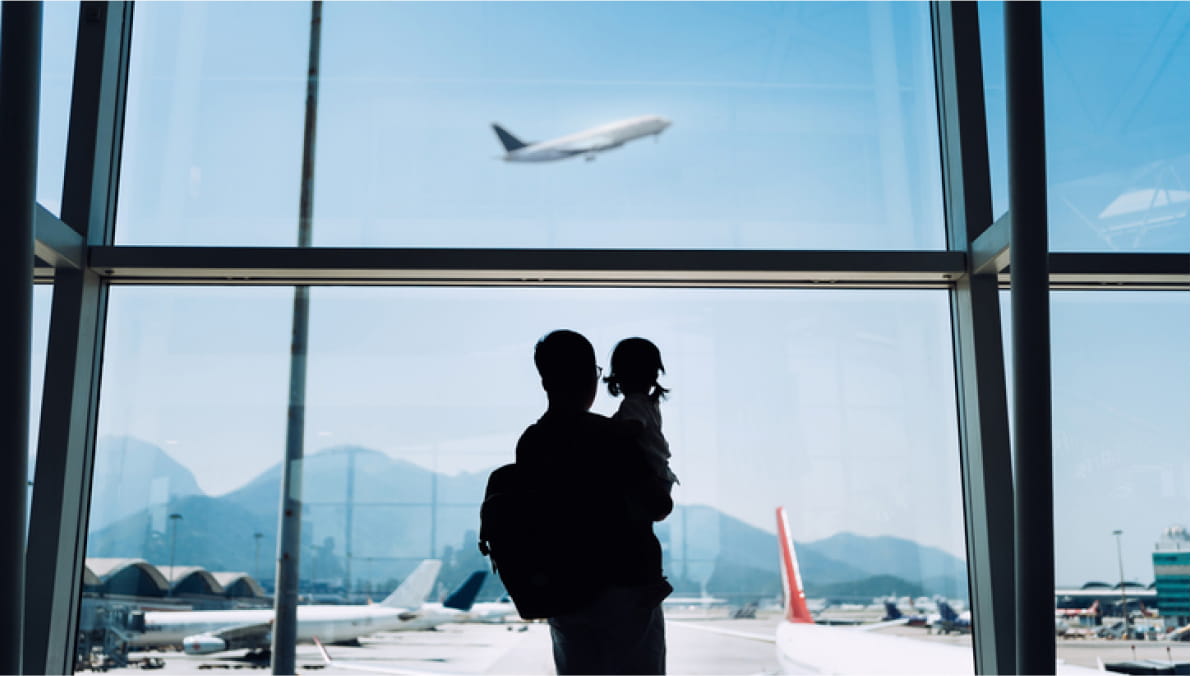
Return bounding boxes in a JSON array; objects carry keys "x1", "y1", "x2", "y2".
[
  {"x1": 87, "y1": 558, "x2": 170, "y2": 596},
  {"x1": 83, "y1": 564, "x2": 101, "y2": 588},
  {"x1": 211, "y1": 572, "x2": 267, "y2": 598},
  {"x1": 84, "y1": 560, "x2": 269, "y2": 600},
  {"x1": 165, "y1": 566, "x2": 225, "y2": 596}
]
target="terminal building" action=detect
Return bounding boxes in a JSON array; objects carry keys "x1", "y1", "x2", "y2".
[{"x1": 1152, "y1": 526, "x2": 1190, "y2": 630}]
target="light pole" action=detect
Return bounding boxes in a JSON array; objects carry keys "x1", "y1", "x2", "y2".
[
  {"x1": 254, "y1": 532, "x2": 264, "y2": 582},
  {"x1": 168, "y1": 513, "x2": 183, "y2": 595},
  {"x1": 1113, "y1": 529, "x2": 1128, "y2": 637}
]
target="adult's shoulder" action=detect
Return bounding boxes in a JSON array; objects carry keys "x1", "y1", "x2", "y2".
[{"x1": 581, "y1": 412, "x2": 640, "y2": 439}]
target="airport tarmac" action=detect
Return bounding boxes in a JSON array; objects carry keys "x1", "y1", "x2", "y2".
[
  {"x1": 105, "y1": 617, "x2": 1189, "y2": 675},
  {"x1": 113, "y1": 619, "x2": 782, "y2": 675}
]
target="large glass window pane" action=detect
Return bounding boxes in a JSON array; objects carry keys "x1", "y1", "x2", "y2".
[
  {"x1": 37, "y1": 1, "x2": 79, "y2": 216},
  {"x1": 29, "y1": 285, "x2": 52, "y2": 521},
  {"x1": 117, "y1": 2, "x2": 945, "y2": 249},
  {"x1": 979, "y1": 2, "x2": 1189, "y2": 252},
  {"x1": 88, "y1": 286, "x2": 971, "y2": 671},
  {"x1": 999, "y1": 291, "x2": 1189, "y2": 669},
  {"x1": 115, "y1": 2, "x2": 310, "y2": 245}
]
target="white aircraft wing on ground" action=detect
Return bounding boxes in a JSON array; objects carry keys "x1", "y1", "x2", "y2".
[{"x1": 772, "y1": 508, "x2": 1100, "y2": 675}]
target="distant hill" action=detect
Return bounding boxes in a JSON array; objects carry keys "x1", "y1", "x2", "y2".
[
  {"x1": 807, "y1": 574, "x2": 926, "y2": 600},
  {"x1": 88, "y1": 494, "x2": 277, "y2": 575},
  {"x1": 86, "y1": 438, "x2": 968, "y2": 601},
  {"x1": 805, "y1": 531, "x2": 969, "y2": 594},
  {"x1": 88, "y1": 436, "x2": 203, "y2": 532}
]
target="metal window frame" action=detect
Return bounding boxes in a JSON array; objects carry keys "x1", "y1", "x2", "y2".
[
  {"x1": 24, "y1": 3, "x2": 131, "y2": 674},
  {"x1": 18, "y1": 1, "x2": 1189, "y2": 674}
]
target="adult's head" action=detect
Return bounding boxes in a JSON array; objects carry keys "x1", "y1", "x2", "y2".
[{"x1": 534, "y1": 329, "x2": 600, "y2": 412}]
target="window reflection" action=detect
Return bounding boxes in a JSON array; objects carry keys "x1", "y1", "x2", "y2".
[
  {"x1": 37, "y1": 1, "x2": 79, "y2": 216},
  {"x1": 979, "y1": 2, "x2": 1189, "y2": 252}
]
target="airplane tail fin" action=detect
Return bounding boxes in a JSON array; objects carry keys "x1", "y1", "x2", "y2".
[
  {"x1": 442, "y1": 571, "x2": 488, "y2": 611},
  {"x1": 491, "y1": 123, "x2": 528, "y2": 152},
  {"x1": 380, "y1": 559, "x2": 442, "y2": 609},
  {"x1": 938, "y1": 600, "x2": 958, "y2": 622},
  {"x1": 775, "y1": 507, "x2": 815, "y2": 624},
  {"x1": 883, "y1": 600, "x2": 902, "y2": 620}
]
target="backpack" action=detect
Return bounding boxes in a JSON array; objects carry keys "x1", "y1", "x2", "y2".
[{"x1": 478, "y1": 463, "x2": 602, "y2": 620}]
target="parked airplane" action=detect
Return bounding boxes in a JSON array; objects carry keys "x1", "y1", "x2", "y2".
[
  {"x1": 132, "y1": 560, "x2": 444, "y2": 655},
  {"x1": 882, "y1": 600, "x2": 932, "y2": 628},
  {"x1": 402, "y1": 571, "x2": 489, "y2": 630},
  {"x1": 459, "y1": 598, "x2": 518, "y2": 624},
  {"x1": 491, "y1": 115, "x2": 671, "y2": 162},
  {"x1": 1057, "y1": 600, "x2": 1101, "y2": 620},
  {"x1": 933, "y1": 599, "x2": 972, "y2": 635},
  {"x1": 772, "y1": 507, "x2": 975, "y2": 674}
]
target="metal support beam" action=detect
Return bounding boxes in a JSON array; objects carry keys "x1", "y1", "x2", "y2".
[
  {"x1": 971, "y1": 213, "x2": 1011, "y2": 275},
  {"x1": 35, "y1": 204, "x2": 84, "y2": 269},
  {"x1": 86, "y1": 246, "x2": 967, "y2": 286},
  {"x1": 931, "y1": 2, "x2": 1015, "y2": 673},
  {"x1": 0, "y1": 3, "x2": 43, "y2": 671},
  {"x1": 24, "y1": 3, "x2": 132, "y2": 673},
  {"x1": 1004, "y1": 3, "x2": 1055, "y2": 674},
  {"x1": 24, "y1": 269, "x2": 107, "y2": 674}
]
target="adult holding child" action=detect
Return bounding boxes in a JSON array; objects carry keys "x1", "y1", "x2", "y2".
[{"x1": 482, "y1": 329, "x2": 672, "y2": 675}]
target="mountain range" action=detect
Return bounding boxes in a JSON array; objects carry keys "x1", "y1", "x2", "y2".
[{"x1": 86, "y1": 437, "x2": 968, "y2": 602}]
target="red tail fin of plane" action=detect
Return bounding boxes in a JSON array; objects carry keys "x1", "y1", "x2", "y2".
[{"x1": 775, "y1": 506, "x2": 815, "y2": 624}]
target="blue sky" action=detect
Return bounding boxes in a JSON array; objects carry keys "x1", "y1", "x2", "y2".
[{"x1": 31, "y1": 2, "x2": 1189, "y2": 587}]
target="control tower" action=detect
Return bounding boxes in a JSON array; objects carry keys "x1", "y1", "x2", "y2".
[{"x1": 1152, "y1": 525, "x2": 1189, "y2": 629}]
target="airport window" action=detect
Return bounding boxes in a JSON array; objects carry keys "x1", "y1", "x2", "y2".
[
  {"x1": 115, "y1": 2, "x2": 311, "y2": 246},
  {"x1": 116, "y1": 2, "x2": 945, "y2": 249},
  {"x1": 84, "y1": 285, "x2": 974, "y2": 669},
  {"x1": 14, "y1": 1, "x2": 1187, "y2": 674},
  {"x1": 28, "y1": 286, "x2": 52, "y2": 526},
  {"x1": 998, "y1": 291, "x2": 1190, "y2": 662},
  {"x1": 978, "y1": 1, "x2": 1189, "y2": 252},
  {"x1": 36, "y1": 1, "x2": 80, "y2": 217}
]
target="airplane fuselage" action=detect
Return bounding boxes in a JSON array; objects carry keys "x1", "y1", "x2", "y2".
[
  {"x1": 136, "y1": 605, "x2": 419, "y2": 653},
  {"x1": 503, "y1": 115, "x2": 670, "y2": 162}
]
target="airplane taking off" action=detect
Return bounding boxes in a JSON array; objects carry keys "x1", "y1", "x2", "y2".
[
  {"x1": 491, "y1": 115, "x2": 671, "y2": 162},
  {"x1": 133, "y1": 560, "x2": 447, "y2": 655}
]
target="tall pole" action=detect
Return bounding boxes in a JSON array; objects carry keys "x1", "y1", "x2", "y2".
[
  {"x1": 1113, "y1": 530, "x2": 1128, "y2": 637},
  {"x1": 0, "y1": 3, "x2": 41, "y2": 671},
  {"x1": 344, "y1": 450, "x2": 355, "y2": 596},
  {"x1": 168, "y1": 513, "x2": 183, "y2": 594},
  {"x1": 1005, "y1": 2, "x2": 1054, "y2": 674},
  {"x1": 254, "y1": 532, "x2": 264, "y2": 581},
  {"x1": 272, "y1": 2, "x2": 321, "y2": 673}
]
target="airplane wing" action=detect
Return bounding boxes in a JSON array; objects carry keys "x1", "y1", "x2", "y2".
[
  {"x1": 851, "y1": 617, "x2": 911, "y2": 632},
  {"x1": 556, "y1": 136, "x2": 621, "y2": 153},
  {"x1": 666, "y1": 620, "x2": 775, "y2": 643},
  {"x1": 182, "y1": 622, "x2": 272, "y2": 655}
]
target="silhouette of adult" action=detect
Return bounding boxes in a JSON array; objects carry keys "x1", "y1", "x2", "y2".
[{"x1": 516, "y1": 329, "x2": 673, "y2": 675}]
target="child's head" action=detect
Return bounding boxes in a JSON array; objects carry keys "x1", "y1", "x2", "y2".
[{"x1": 605, "y1": 337, "x2": 669, "y2": 401}]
